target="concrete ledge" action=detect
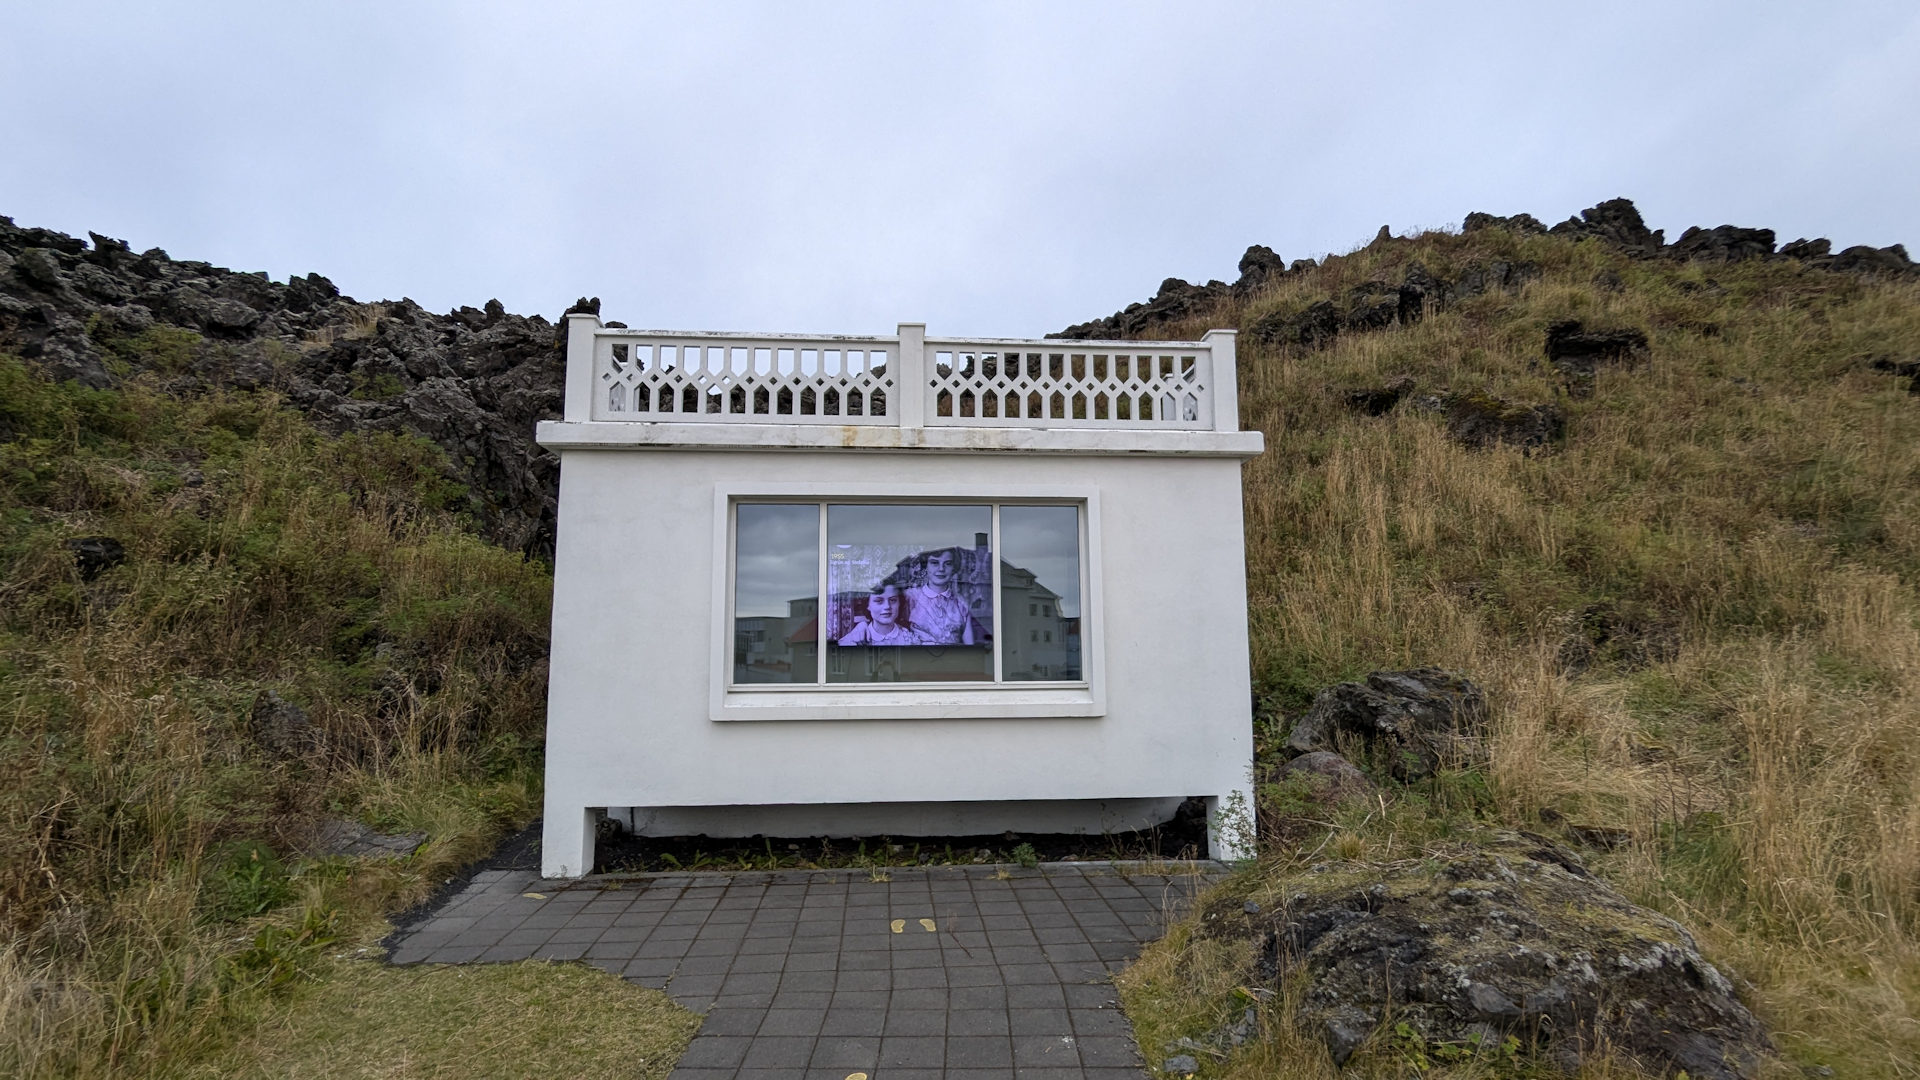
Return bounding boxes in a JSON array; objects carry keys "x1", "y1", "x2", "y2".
[
  {"x1": 569, "y1": 859, "x2": 1233, "y2": 887},
  {"x1": 536, "y1": 420, "x2": 1266, "y2": 457}
]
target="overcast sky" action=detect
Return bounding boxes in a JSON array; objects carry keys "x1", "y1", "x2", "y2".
[{"x1": 5, "y1": 2, "x2": 1916, "y2": 337}]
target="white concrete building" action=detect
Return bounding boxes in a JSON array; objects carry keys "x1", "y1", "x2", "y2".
[{"x1": 536, "y1": 316, "x2": 1264, "y2": 877}]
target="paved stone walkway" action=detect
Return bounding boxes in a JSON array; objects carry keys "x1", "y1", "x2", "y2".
[{"x1": 387, "y1": 862, "x2": 1224, "y2": 1079}]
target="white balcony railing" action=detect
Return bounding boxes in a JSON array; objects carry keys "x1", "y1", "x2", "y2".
[{"x1": 563, "y1": 318, "x2": 1240, "y2": 433}]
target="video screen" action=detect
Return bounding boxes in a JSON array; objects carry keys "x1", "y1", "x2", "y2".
[{"x1": 826, "y1": 541, "x2": 993, "y2": 647}]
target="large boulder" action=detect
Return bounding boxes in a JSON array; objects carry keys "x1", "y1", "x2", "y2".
[
  {"x1": 1284, "y1": 669, "x2": 1487, "y2": 781},
  {"x1": 1544, "y1": 319, "x2": 1650, "y2": 396},
  {"x1": 1206, "y1": 831, "x2": 1772, "y2": 1077},
  {"x1": 1548, "y1": 198, "x2": 1666, "y2": 257},
  {"x1": 1462, "y1": 210, "x2": 1549, "y2": 236},
  {"x1": 1235, "y1": 244, "x2": 1287, "y2": 290},
  {"x1": 1669, "y1": 225, "x2": 1776, "y2": 262}
]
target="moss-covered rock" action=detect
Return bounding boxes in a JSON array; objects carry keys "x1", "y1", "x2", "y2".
[{"x1": 1205, "y1": 830, "x2": 1771, "y2": 1077}]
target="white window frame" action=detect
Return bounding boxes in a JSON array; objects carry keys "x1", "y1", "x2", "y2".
[{"x1": 709, "y1": 482, "x2": 1105, "y2": 721}]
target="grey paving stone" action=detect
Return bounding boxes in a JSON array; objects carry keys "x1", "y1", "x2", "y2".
[
  {"x1": 949, "y1": 1008, "x2": 1011, "y2": 1036},
  {"x1": 1011, "y1": 1007, "x2": 1072, "y2": 1036},
  {"x1": 836, "y1": 969, "x2": 889, "y2": 992},
  {"x1": 676, "y1": 954, "x2": 735, "y2": 976},
  {"x1": 1078, "y1": 1034, "x2": 1142, "y2": 1066},
  {"x1": 1014, "y1": 1032, "x2": 1082, "y2": 1067},
  {"x1": 947, "y1": 1034, "x2": 1014, "y2": 1068},
  {"x1": 948, "y1": 984, "x2": 1009, "y2": 1009},
  {"x1": 831, "y1": 989, "x2": 890, "y2": 1011},
  {"x1": 819, "y1": 1008, "x2": 885, "y2": 1037},
  {"x1": 882, "y1": 1009, "x2": 946, "y2": 1036},
  {"x1": 675, "y1": 1036, "x2": 752, "y2": 1068},
  {"x1": 699, "y1": 1007, "x2": 765, "y2": 1037},
  {"x1": 890, "y1": 987, "x2": 948, "y2": 1010},
  {"x1": 810, "y1": 1034, "x2": 879, "y2": 1067},
  {"x1": 778, "y1": 968, "x2": 835, "y2": 991},
  {"x1": 740, "y1": 1035, "x2": 814, "y2": 1069},
  {"x1": 768, "y1": 990, "x2": 832, "y2": 1011},
  {"x1": 391, "y1": 860, "x2": 1224, "y2": 1078},
  {"x1": 879, "y1": 1034, "x2": 945, "y2": 1067},
  {"x1": 668, "y1": 974, "x2": 727, "y2": 999}
]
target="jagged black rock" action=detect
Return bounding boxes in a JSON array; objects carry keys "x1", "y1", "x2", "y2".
[{"x1": 0, "y1": 216, "x2": 564, "y2": 559}]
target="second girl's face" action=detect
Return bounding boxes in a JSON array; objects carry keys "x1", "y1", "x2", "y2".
[
  {"x1": 869, "y1": 587, "x2": 901, "y2": 626},
  {"x1": 926, "y1": 551, "x2": 955, "y2": 586}
]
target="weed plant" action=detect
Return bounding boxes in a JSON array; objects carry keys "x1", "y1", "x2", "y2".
[
  {"x1": 1126, "y1": 226, "x2": 1920, "y2": 1077},
  {"x1": 0, "y1": 355, "x2": 555, "y2": 1078}
]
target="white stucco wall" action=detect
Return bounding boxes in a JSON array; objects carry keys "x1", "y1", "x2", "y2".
[{"x1": 538, "y1": 442, "x2": 1259, "y2": 877}]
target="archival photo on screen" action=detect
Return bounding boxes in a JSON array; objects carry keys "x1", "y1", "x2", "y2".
[{"x1": 826, "y1": 504, "x2": 993, "y2": 683}]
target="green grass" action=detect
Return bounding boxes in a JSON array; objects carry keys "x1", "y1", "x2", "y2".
[{"x1": 184, "y1": 956, "x2": 698, "y2": 1080}]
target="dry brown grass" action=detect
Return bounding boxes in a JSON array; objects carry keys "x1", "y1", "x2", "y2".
[
  {"x1": 0, "y1": 366, "x2": 560, "y2": 1078},
  {"x1": 1132, "y1": 227, "x2": 1920, "y2": 1076}
]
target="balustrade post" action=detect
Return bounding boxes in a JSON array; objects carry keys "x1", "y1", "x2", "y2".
[
  {"x1": 564, "y1": 312, "x2": 603, "y2": 422},
  {"x1": 1204, "y1": 329, "x2": 1239, "y2": 432},
  {"x1": 896, "y1": 322, "x2": 927, "y2": 429}
]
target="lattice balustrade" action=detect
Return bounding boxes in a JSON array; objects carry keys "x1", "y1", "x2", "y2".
[
  {"x1": 572, "y1": 321, "x2": 1236, "y2": 432},
  {"x1": 924, "y1": 341, "x2": 1212, "y2": 429},
  {"x1": 594, "y1": 334, "x2": 896, "y2": 424}
]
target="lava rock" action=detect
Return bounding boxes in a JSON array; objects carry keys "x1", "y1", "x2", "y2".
[
  {"x1": 1779, "y1": 237, "x2": 1831, "y2": 261},
  {"x1": 1398, "y1": 261, "x2": 1437, "y2": 323},
  {"x1": 1235, "y1": 244, "x2": 1287, "y2": 290},
  {"x1": 1544, "y1": 320, "x2": 1649, "y2": 395},
  {"x1": 249, "y1": 690, "x2": 317, "y2": 757},
  {"x1": 1342, "y1": 375, "x2": 1415, "y2": 417},
  {"x1": 1249, "y1": 298, "x2": 1341, "y2": 351},
  {"x1": 1284, "y1": 669, "x2": 1488, "y2": 781},
  {"x1": 1549, "y1": 197, "x2": 1666, "y2": 256},
  {"x1": 1830, "y1": 243, "x2": 1914, "y2": 276},
  {"x1": 1868, "y1": 356, "x2": 1920, "y2": 394},
  {"x1": 1443, "y1": 391, "x2": 1565, "y2": 454},
  {"x1": 0, "y1": 214, "x2": 567, "y2": 559},
  {"x1": 14, "y1": 247, "x2": 68, "y2": 289},
  {"x1": 1670, "y1": 225, "x2": 1776, "y2": 262},
  {"x1": 1344, "y1": 289, "x2": 1400, "y2": 331},
  {"x1": 1275, "y1": 751, "x2": 1376, "y2": 806},
  {"x1": 64, "y1": 536, "x2": 126, "y2": 581},
  {"x1": 1462, "y1": 211, "x2": 1549, "y2": 236},
  {"x1": 1215, "y1": 830, "x2": 1771, "y2": 1077}
]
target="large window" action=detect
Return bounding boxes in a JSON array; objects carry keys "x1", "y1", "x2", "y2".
[{"x1": 731, "y1": 501, "x2": 1085, "y2": 687}]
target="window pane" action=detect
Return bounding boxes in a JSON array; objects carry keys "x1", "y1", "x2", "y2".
[
  {"x1": 734, "y1": 504, "x2": 819, "y2": 684},
  {"x1": 1000, "y1": 505, "x2": 1082, "y2": 681},
  {"x1": 826, "y1": 504, "x2": 993, "y2": 683}
]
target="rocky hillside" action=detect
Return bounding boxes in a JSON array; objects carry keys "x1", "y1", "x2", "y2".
[
  {"x1": 1057, "y1": 196, "x2": 1914, "y2": 342},
  {"x1": 6, "y1": 197, "x2": 1910, "y2": 563},
  {"x1": 1095, "y1": 200, "x2": 1920, "y2": 1078},
  {"x1": 0, "y1": 218, "x2": 583, "y2": 558}
]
